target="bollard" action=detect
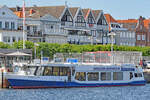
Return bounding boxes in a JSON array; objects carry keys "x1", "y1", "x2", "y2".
[{"x1": 1, "y1": 69, "x2": 4, "y2": 88}]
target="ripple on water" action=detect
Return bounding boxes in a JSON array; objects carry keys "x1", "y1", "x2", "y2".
[{"x1": 0, "y1": 84, "x2": 150, "y2": 100}]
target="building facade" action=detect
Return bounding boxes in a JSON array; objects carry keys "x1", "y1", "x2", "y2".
[
  {"x1": 11, "y1": 5, "x2": 109, "y2": 45},
  {"x1": 117, "y1": 16, "x2": 150, "y2": 47},
  {"x1": 0, "y1": 5, "x2": 26, "y2": 44},
  {"x1": 12, "y1": 6, "x2": 68, "y2": 44},
  {"x1": 105, "y1": 14, "x2": 136, "y2": 46}
]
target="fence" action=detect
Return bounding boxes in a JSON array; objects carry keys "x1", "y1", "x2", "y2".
[{"x1": 54, "y1": 51, "x2": 142, "y2": 65}]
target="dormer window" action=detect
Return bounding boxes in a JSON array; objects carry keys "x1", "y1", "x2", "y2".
[
  {"x1": 111, "y1": 24, "x2": 115, "y2": 28},
  {"x1": 75, "y1": 9, "x2": 86, "y2": 27},
  {"x1": 116, "y1": 25, "x2": 120, "y2": 28},
  {"x1": 97, "y1": 14, "x2": 107, "y2": 25},
  {"x1": 61, "y1": 9, "x2": 73, "y2": 22}
]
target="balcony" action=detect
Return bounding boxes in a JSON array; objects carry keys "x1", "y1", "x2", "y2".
[
  {"x1": 68, "y1": 30, "x2": 91, "y2": 36},
  {"x1": 97, "y1": 25, "x2": 109, "y2": 30},
  {"x1": 27, "y1": 31, "x2": 43, "y2": 37},
  {"x1": 61, "y1": 22, "x2": 73, "y2": 28},
  {"x1": 87, "y1": 24, "x2": 97, "y2": 29}
]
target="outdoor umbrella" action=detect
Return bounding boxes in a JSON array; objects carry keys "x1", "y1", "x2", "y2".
[{"x1": 6, "y1": 51, "x2": 31, "y2": 56}]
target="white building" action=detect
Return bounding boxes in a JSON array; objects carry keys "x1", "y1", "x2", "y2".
[
  {"x1": 105, "y1": 14, "x2": 136, "y2": 46},
  {"x1": 11, "y1": 6, "x2": 68, "y2": 44},
  {"x1": 11, "y1": 5, "x2": 109, "y2": 45},
  {"x1": 0, "y1": 5, "x2": 26, "y2": 44}
]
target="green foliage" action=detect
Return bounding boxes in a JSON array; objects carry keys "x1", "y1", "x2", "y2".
[
  {"x1": 1, "y1": 41, "x2": 150, "y2": 58},
  {"x1": 25, "y1": 41, "x2": 34, "y2": 49},
  {"x1": 12, "y1": 41, "x2": 23, "y2": 49},
  {"x1": 0, "y1": 42, "x2": 11, "y2": 48}
]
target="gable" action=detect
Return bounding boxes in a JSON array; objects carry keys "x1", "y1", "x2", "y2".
[
  {"x1": 135, "y1": 17, "x2": 148, "y2": 32},
  {"x1": 97, "y1": 13, "x2": 108, "y2": 25},
  {"x1": 78, "y1": 10, "x2": 82, "y2": 16},
  {"x1": 61, "y1": 8, "x2": 73, "y2": 21},
  {"x1": 0, "y1": 5, "x2": 19, "y2": 19},
  {"x1": 41, "y1": 14, "x2": 59, "y2": 22},
  {"x1": 87, "y1": 11, "x2": 96, "y2": 24},
  {"x1": 74, "y1": 8, "x2": 85, "y2": 22}
]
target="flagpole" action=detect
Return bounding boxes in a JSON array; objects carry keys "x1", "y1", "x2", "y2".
[{"x1": 23, "y1": 0, "x2": 26, "y2": 49}]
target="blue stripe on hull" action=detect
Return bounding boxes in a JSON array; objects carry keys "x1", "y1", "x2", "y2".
[{"x1": 7, "y1": 79, "x2": 146, "y2": 89}]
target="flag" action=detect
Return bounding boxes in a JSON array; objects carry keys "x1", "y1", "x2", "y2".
[
  {"x1": 23, "y1": 0, "x2": 25, "y2": 27},
  {"x1": 22, "y1": 0, "x2": 26, "y2": 49}
]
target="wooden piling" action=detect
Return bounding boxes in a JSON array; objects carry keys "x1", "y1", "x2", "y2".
[{"x1": 1, "y1": 69, "x2": 4, "y2": 88}]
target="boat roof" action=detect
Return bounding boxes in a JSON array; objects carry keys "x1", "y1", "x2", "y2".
[{"x1": 26, "y1": 62, "x2": 135, "y2": 68}]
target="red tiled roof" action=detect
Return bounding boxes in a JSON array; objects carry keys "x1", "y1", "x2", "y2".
[
  {"x1": 117, "y1": 18, "x2": 150, "y2": 29},
  {"x1": 143, "y1": 19, "x2": 150, "y2": 29},
  {"x1": 104, "y1": 14, "x2": 118, "y2": 31},
  {"x1": 117, "y1": 19, "x2": 138, "y2": 23},
  {"x1": 11, "y1": 6, "x2": 66, "y2": 19},
  {"x1": 104, "y1": 14, "x2": 117, "y2": 24}
]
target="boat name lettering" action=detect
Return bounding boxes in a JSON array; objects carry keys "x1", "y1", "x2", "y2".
[
  {"x1": 93, "y1": 67, "x2": 120, "y2": 71},
  {"x1": 121, "y1": 68, "x2": 135, "y2": 71}
]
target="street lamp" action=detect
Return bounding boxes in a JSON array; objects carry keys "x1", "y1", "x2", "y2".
[
  {"x1": 34, "y1": 43, "x2": 39, "y2": 59},
  {"x1": 108, "y1": 32, "x2": 116, "y2": 64}
]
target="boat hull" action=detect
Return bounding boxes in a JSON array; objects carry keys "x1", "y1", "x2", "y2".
[{"x1": 7, "y1": 79, "x2": 146, "y2": 89}]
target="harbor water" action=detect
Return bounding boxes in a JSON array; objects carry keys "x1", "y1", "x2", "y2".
[{"x1": 0, "y1": 84, "x2": 150, "y2": 100}]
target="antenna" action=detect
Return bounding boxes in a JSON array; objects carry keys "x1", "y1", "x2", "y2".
[{"x1": 65, "y1": 1, "x2": 68, "y2": 7}]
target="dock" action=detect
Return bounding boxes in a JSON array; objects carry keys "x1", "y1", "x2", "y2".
[{"x1": 143, "y1": 69, "x2": 150, "y2": 83}]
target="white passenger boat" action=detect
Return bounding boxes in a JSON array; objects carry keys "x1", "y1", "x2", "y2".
[{"x1": 5, "y1": 63, "x2": 146, "y2": 89}]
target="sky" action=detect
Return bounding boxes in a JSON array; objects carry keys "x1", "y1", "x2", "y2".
[{"x1": 1, "y1": 0, "x2": 150, "y2": 20}]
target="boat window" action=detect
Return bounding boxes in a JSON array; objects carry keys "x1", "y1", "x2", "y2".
[
  {"x1": 88, "y1": 72, "x2": 99, "y2": 81},
  {"x1": 36, "y1": 67, "x2": 44, "y2": 76},
  {"x1": 43, "y1": 67, "x2": 70, "y2": 76},
  {"x1": 134, "y1": 73, "x2": 142, "y2": 77},
  {"x1": 130, "y1": 72, "x2": 133, "y2": 79},
  {"x1": 101, "y1": 72, "x2": 111, "y2": 81},
  {"x1": 59, "y1": 67, "x2": 68, "y2": 76},
  {"x1": 75, "y1": 72, "x2": 86, "y2": 81},
  {"x1": 113, "y1": 72, "x2": 123, "y2": 80},
  {"x1": 53, "y1": 67, "x2": 59, "y2": 76},
  {"x1": 22, "y1": 66, "x2": 36, "y2": 75},
  {"x1": 72, "y1": 67, "x2": 75, "y2": 76},
  {"x1": 43, "y1": 67, "x2": 53, "y2": 76}
]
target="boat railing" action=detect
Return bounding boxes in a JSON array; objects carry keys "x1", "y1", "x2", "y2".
[{"x1": 53, "y1": 51, "x2": 142, "y2": 66}]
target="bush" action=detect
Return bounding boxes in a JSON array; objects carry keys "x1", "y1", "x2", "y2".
[{"x1": 1, "y1": 41, "x2": 150, "y2": 58}]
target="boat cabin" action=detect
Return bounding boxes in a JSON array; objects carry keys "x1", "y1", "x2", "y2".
[{"x1": 24, "y1": 63, "x2": 144, "y2": 83}]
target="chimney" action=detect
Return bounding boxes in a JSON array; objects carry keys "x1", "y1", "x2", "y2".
[
  {"x1": 29, "y1": 9, "x2": 35, "y2": 15},
  {"x1": 16, "y1": 6, "x2": 21, "y2": 11}
]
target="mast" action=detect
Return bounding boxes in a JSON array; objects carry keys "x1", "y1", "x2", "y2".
[
  {"x1": 23, "y1": 0, "x2": 26, "y2": 49},
  {"x1": 108, "y1": 32, "x2": 116, "y2": 64}
]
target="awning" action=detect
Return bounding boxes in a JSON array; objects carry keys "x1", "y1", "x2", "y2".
[
  {"x1": 6, "y1": 51, "x2": 31, "y2": 56},
  {"x1": 0, "y1": 53, "x2": 5, "y2": 56}
]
